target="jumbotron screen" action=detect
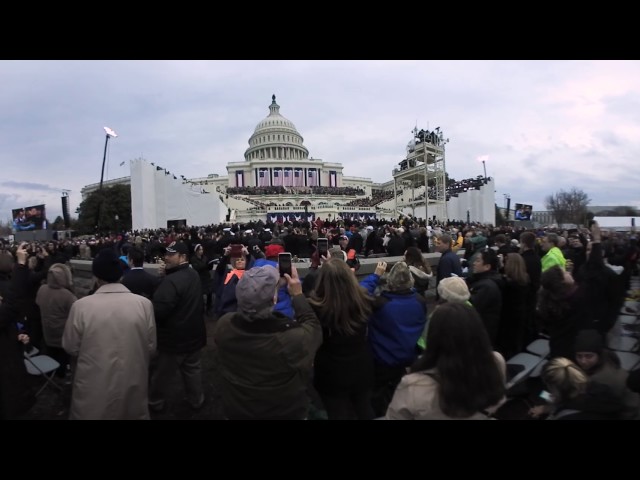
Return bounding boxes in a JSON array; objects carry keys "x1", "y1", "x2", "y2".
[
  {"x1": 11, "y1": 204, "x2": 47, "y2": 232},
  {"x1": 514, "y1": 203, "x2": 533, "y2": 221}
]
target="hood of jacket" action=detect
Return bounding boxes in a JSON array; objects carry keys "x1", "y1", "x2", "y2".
[
  {"x1": 47, "y1": 263, "x2": 73, "y2": 290},
  {"x1": 409, "y1": 265, "x2": 432, "y2": 280}
]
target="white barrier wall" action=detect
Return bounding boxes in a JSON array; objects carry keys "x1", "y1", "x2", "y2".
[
  {"x1": 447, "y1": 178, "x2": 496, "y2": 225},
  {"x1": 403, "y1": 178, "x2": 496, "y2": 225},
  {"x1": 131, "y1": 159, "x2": 225, "y2": 230}
]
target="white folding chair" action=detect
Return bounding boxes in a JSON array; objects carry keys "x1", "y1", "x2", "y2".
[
  {"x1": 23, "y1": 350, "x2": 63, "y2": 396},
  {"x1": 505, "y1": 352, "x2": 548, "y2": 390},
  {"x1": 526, "y1": 338, "x2": 550, "y2": 358},
  {"x1": 615, "y1": 351, "x2": 640, "y2": 371}
]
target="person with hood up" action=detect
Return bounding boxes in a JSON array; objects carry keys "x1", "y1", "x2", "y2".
[{"x1": 35, "y1": 263, "x2": 77, "y2": 378}]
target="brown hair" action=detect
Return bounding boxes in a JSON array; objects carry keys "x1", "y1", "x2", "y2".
[
  {"x1": 308, "y1": 258, "x2": 373, "y2": 336},
  {"x1": 404, "y1": 246, "x2": 432, "y2": 275},
  {"x1": 504, "y1": 253, "x2": 529, "y2": 286}
]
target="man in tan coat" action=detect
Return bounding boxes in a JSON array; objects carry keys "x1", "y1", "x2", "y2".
[{"x1": 63, "y1": 249, "x2": 156, "y2": 420}]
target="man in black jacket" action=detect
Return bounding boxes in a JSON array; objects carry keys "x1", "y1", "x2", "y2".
[
  {"x1": 149, "y1": 241, "x2": 206, "y2": 412},
  {"x1": 121, "y1": 246, "x2": 160, "y2": 299},
  {"x1": 466, "y1": 249, "x2": 504, "y2": 348},
  {"x1": 435, "y1": 234, "x2": 462, "y2": 298}
]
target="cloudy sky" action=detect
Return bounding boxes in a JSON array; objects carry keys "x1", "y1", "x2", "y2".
[{"x1": 1, "y1": 60, "x2": 639, "y2": 222}]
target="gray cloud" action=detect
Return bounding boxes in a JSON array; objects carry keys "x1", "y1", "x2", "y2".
[
  {"x1": 1, "y1": 60, "x2": 639, "y2": 219},
  {"x1": 0, "y1": 181, "x2": 61, "y2": 193}
]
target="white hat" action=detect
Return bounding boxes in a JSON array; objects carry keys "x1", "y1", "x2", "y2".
[{"x1": 437, "y1": 277, "x2": 471, "y2": 303}]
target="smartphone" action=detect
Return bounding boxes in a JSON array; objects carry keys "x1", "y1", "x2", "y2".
[
  {"x1": 230, "y1": 244, "x2": 243, "y2": 257},
  {"x1": 317, "y1": 238, "x2": 329, "y2": 258},
  {"x1": 539, "y1": 390, "x2": 552, "y2": 402},
  {"x1": 278, "y1": 253, "x2": 292, "y2": 277}
]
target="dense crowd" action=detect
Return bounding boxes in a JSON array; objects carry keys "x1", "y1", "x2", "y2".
[{"x1": 2, "y1": 214, "x2": 639, "y2": 420}]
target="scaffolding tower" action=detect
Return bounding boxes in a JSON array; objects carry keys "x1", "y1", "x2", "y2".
[{"x1": 392, "y1": 126, "x2": 449, "y2": 222}]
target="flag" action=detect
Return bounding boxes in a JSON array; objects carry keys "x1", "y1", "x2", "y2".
[
  {"x1": 294, "y1": 169, "x2": 303, "y2": 187},
  {"x1": 284, "y1": 169, "x2": 292, "y2": 187},
  {"x1": 119, "y1": 161, "x2": 125, "y2": 167},
  {"x1": 330, "y1": 170, "x2": 337, "y2": 187},
  {"x1": 259, "y1": 169, "x2": 269, "y2": 187},
  {"x1": 308, "y1": 169, "x2": 317, "y2": 187},
  {"x1": 273, "y1": 169, "x2": 283, "y2": 187},
  {"x1": 236, "y1": 170, "x2": 244, "y2": 187},
  {"x1": 476, "y1": 154, "x2": 489, "y2": 162}
]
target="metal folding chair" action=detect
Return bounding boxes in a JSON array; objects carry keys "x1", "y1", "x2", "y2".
[{"x1": 23, "y1": 347, "x2": 63, "y2": 396}]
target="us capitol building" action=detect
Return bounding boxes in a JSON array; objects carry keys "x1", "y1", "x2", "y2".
[{"x1": 82, "y1": 95, "x2": 496, "y2": 228}]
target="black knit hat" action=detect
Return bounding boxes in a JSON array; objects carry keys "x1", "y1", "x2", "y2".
[
  {"x1": 92, "y1": 248, "x2": 123, "y2": 283},
  {"x1": 574, "y1": 329, "x2": 605, "y2": 354}
]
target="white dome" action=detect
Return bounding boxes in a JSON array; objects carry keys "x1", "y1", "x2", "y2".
[
  {"x1": 252, "y1": 95, "x2": 300, "y2": 135},
  {"x1": 245, "y1": 95, "x2": 309, "y2": 161}
]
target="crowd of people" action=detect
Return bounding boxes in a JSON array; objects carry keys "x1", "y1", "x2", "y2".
[{"x1": 1, "y1": 213, "x2": 639, "y2": 420}]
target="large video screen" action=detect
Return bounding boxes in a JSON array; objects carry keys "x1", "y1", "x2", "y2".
[
  {"x1": 514, "y1": 203, "x2": 533, "y2": 221},
  {"x1": 11, "y1": 204, "x2": 47, "y2": 232}
]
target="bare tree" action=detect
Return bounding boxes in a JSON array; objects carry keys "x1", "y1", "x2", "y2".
[
  {"x1": 545, "y1": 187, "x2": 591, "y2": 225},
  {"x1": 0, "y1": 219, "x2": 12, "y2": 237}
]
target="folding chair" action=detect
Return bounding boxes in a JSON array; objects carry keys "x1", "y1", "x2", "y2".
[
  {"x1": 505, "y1": 338, "x2": 551, "y2": 390},
  {"x1": 615, "y1": 351, "x2": 640, "y2": 371},
  {"x1": 526, "y1": 338, "x2": 550, "y2": 358},
  {"x1": 505, "y1": 353, "x2": 548, "y2": 390},
  {"x1": 23, "y1": 348, "x2": 63, "y2": 397}
]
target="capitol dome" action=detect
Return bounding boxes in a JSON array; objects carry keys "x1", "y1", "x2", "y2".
[{"x1": 244, "y1": 95, "x2": 309, "y2": 162}]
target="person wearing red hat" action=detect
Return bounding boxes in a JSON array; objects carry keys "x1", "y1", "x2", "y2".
[{"x1": 264, "y1": 244, "x2": 285, "y2": 258}]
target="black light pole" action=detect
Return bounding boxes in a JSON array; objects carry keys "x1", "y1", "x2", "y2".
[{"x1": 96, "y1": 127, "x2": 118, "y2": 233}]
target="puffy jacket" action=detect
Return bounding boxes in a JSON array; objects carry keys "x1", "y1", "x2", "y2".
[{"x1": 152, "y1": 263, "x2": 205, "y2": 354}]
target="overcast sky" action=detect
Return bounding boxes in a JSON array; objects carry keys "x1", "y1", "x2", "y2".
[{"x1": 1, "y1": 60, "x2": 639, "y2": 222}]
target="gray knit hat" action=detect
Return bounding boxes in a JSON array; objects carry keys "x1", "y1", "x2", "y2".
[
  {"x1": 385, "y1": 261, "x2": 414, "y2": 291},
  {"x1": 236, "y1": 265, "x2": 280, "y2": 316}
]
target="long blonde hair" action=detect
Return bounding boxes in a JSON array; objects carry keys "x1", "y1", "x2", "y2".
[{"x1": 308, "y1": 258, "x2": 372, "y2": 336}]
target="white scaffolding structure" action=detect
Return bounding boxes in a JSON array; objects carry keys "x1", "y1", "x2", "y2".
[{"x1": 392, "y1": 127, "x2": 449, "y2": 222}]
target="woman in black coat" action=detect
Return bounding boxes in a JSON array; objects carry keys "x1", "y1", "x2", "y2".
[
  {"x1": 307, "y1": 258, "x2": 375, "y2": 420},
  {"x1": 0, "y1": 245, "x2": 36, "y2": 420}
]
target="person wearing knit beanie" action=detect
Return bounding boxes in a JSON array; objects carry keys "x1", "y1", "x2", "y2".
[
  {"x1": 92, "y1": 248, "x2": 124, "y2": 283},
  {"x1": 573, "y1": 329, "x2": 606, "y2": 373},
  {"x1": 437, "y1": 276, "x2": 470, "y2": 304},
  {"x1": 385, "y1": 261, "x2": 414, "y2": 292}
]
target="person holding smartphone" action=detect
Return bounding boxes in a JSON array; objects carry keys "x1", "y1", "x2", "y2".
[{"x1": 214, "y1": 264, "x2": 322, "y2": 420}]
